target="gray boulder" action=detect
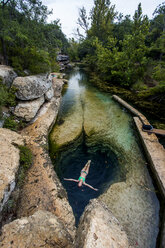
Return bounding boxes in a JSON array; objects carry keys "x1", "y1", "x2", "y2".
[
  {"x1": 45, "y1": 86, "x2": 54, "y2": 101},
  {"x1": 14, "y1": 96, "x2": 45, "y2": 122},
  {"x1": 0, "y1": 128, "x2": 24, "y2": 212},
  {"x1": 12, "y1": 74, "x2": 52, "y2": 100},
  {"x1": 75, "y1": 199, "x2": 131, "y2": 248},
  {"x1": 0, "y1": 210, "x2": 73, "y2": 248},
  {"x1": 0, "y1": 65, "x2": 17, "y2": 87}
]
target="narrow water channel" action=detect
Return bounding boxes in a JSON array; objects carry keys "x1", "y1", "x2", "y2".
[{"x1": 49, "y1": 69, "x2": 160, "y2": 248}]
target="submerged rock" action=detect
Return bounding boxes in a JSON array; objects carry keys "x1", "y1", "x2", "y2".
[
  {"x1": 0, "y1": 210, "x2": 73, "y2": 248},
  {"x1": 14, "y1": 95, "x2": 45, "y2": 121},
  {"x1": 50, "y1": 109, "x2": 83, "y2": 148},
  {"x1": 50, "y1": 89, "x2": 83, "y2": 148},
  {"x1": 12, "y1": 74, "x2": 52, "y2": 100},
  {"x1": 0, "y1": 65, "x2": 17, "y2": 87},
  {"x1": 0, "y1": 128, "x2": 24, "y2": 212},
  {"x1": 75, "y1": 199, "x2": 131, "y2": 248},
  {"x1": 99, "y1": 177, "x2": 159, "y2": 247}
]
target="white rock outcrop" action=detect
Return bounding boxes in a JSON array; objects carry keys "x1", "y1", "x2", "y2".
[
  {"x1": 12, "y1": 74, "x2": 52, "y2": 100},
  {"x1": 75, "y1": 199, "x2": 131, "y2": 248},
  {"x1": 0, "y1": 128, "x2": 24, "y2": 212},
  {"x1": 0, "y1": 210, "x2": 73, "y2": 248},
  {"x1": 0, "y1": 65, "x2": 17, "y2": 87},
  {"x1": 14, "y1": 95, "x2": 45, "y2": 121}
]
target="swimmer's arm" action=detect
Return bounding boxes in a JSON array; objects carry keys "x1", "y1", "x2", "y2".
[
  {"x1": 84, "y1": 182, "x2": 98, "y2": 191},
  {"x1": 64, "y1": 178, "x2": 79, "y2": 182}
]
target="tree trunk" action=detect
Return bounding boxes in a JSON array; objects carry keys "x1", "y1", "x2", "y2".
[
  {"x1": 0, "y1": 37, "x2": 8, "y2": 65},
  {"x1": 160, "y1": 15, "x2": 165, "y2": 61},
  {"x1": 1, "y1": 0, "x2": 10, "y2": 65}
]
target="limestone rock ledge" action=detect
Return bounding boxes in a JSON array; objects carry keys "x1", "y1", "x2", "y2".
[
  {"x1": 16, "y1": 77, "x2": 76, "y2": 239},
  {"x1": 0, "y1": 128, "x2": 24, "y2": 211},
  {"x1": 0, "y1": 210, "x2": 73, "y2": 248},
  {"x1": 75, "y1": 199, "x2": 131, "y2": 248}
]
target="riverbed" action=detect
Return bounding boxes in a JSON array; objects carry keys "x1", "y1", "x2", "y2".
[{"x1": 49, "y1": 69, "x2": 160, "y2": 247}]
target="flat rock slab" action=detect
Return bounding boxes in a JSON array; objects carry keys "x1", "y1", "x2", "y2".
[
  {"x1": 12, "y1": 74, "x2": 52, "y2": 100},
  {"x1": 50, "y1": 109, "x2": 83, "y2": 148},
  {"x1": 0, "y1": 210, "x2": 73, "y2": 248},
  {"x1": 134, "y1": 117, "x2": 165, "y2": 197},
  {"x1": 0, "y1": 65, "x2": 17, "y2": 87},
  {"x1": 75, "y1": 199, "x2": 131, "y2": 248},
  {"x1": 0, "y1": 128, "x2": 24, "y2": 211},
  {"x1": 50, "y1": 85, "x2": 83, "y2": 147}
]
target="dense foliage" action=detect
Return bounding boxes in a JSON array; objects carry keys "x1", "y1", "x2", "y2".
[
  {"x1": 72, "y1": 1, "x2": 165, "y2": 107},
  {"x1": 0, "y1": 0, "x2": 68, "y2": 74},
  {"x1": 67, "y1": 0, "x2": 165, "y2": 122}
]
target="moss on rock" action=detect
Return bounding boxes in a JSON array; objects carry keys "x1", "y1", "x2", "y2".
[{"x1": 17, "y1": 145, "x2": 33, "y2": 187}]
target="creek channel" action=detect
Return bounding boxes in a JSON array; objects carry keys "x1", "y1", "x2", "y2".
[{"x1": 49, "y1": 69, "x2": 160, "y2": 247}]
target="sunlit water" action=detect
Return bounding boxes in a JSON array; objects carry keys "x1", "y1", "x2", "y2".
[{"x1": 49, "y1": 69, "x2": 160, "y2": 247}]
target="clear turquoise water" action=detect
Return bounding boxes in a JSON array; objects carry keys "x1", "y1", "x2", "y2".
[
  {"x1": 55, "y1": 140, "x2": 125, "y2": 226},
  {"x1": 50, "y1": 69, "x2": 160, "y2": 247}
]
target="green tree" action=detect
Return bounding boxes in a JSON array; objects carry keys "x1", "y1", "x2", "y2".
[
  {"x1": 67, "y1": 38, "x2": 79, "y2": 62},
  {"x1": 121, "y1": 3, "x2": 150, "y2": 84},
  {"x1": 77, "y1": 6, "x2": 89, "y2": 39},
  {"x1": 149, "y1": 2, "x2": 165, "y2": 60},
  {"x1": 153, "y1": 2, "x2": 165, "y2": 33},
  {"x1": 0, "y1": 0, "x2": 68, "y2": 74},
  {"x1": 113, "y1": 15, "x2": 133, "y2": 45},
  {"x1": 84, "y1": 4, "x2": 150, "y2": 86},
  {"x1": 88, "y1": 0, "x2": 116, "y2": 43},
  {"x1": 94, "y1": 37, "x2": 126, "y2": 84}
]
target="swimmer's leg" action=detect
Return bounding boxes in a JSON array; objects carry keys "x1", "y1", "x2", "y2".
[{"x1": 82, "y1": 161, "x2": 91, "y2": 174}]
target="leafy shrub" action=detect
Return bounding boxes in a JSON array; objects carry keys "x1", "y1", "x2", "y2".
[
  {"x1": 0, "y1": 83, "x2": 16, "y2": 107},
  {"x1": 152, "y1": 63, "x2": 165, "y2": 82},
  {"x1": 3, "y1": 116, "x2": 26, "y2": 131},
  {"x1": 3, "y1": 116, "x2": 19, "y2": 131},
  {"x1": 132, "y1": 80, "x2": 148, "y2": 91},
  {"x1": 50, "y1": 59, "x2": 60, "y2": 72},
  {"x1": 0, "y1": 83, "x2": 9, "y2": 107},
  {"x1": 27, "y1": 47, "x2": 51, "y2": 74}
]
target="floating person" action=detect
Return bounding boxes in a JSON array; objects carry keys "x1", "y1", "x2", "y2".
[{"x1": 64, "y1": 160, "x2": 98, "y2": 191}]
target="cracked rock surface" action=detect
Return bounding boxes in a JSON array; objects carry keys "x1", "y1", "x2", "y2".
[
  {"x1": 75, "y1": 199, "x2": 131, "y2": 248},
  {"x1": 0, "y1": 210, "x2": 73, "y2": 248},
  {"x1": 0, "y1": 128, "x2": 24, "y2": 212}
]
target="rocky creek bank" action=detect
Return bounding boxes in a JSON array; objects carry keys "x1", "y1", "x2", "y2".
[{"x1": 0, "y1": 66, "x2": 131, "y2": 247}]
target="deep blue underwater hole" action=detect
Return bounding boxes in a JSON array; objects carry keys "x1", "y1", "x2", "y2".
[{"x1": 54, "y1": 141, "x2": 125, "y2": 225}]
